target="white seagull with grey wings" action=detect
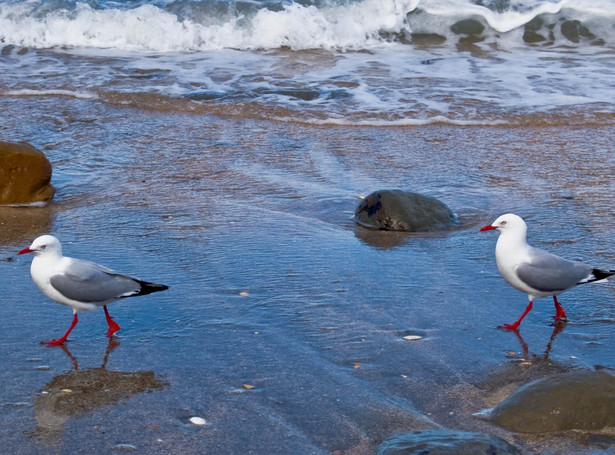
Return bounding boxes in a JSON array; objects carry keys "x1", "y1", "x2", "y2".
[
  {"x1": 481, "y1": 214, "x2": 614, "y2": 331},
  {"x1": 19, "y1": 235, "x2": 168, "y2": 346}
]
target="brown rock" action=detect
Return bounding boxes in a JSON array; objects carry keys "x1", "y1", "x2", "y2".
[
  {"x1": 0, "y1": 141, "x2": 55, "y2": 205},
  {"x1": 484, "y1": 370, "x2": 615, "y2": 433}
]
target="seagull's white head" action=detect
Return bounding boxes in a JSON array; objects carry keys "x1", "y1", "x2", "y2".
[
  {"x1": 18, "y1": 235, "x2": 62, "y2": 257},
  {"x1": 480, "y1": 213, "x2": 527, "y2": 234}
]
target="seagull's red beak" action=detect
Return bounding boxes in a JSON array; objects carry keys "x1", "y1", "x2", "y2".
[
  {"x1": 480, "y1": 224, "x2": 497, "y2": 232},
  {"x1": 18, "y1": 247, "x2": 34, "y2": 255}
]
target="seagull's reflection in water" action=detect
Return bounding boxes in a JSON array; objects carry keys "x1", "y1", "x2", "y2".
[
  {"x1": 475, "y1": 322, "x2": 571, "y2": 407},
  {"x1": 512, "y1": 321, "x2": 567, "y2": 361},
  {"x1": 29, "y1": 339, "x2": 167, "y2": 445}
]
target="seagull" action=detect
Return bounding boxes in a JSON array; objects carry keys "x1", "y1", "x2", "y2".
[
  {"x1": 480, "y1": 214, "x2": 614, "y2": 331},
  {"x1": 18, "y1": 235, "x2": 168, "y2": 346}
]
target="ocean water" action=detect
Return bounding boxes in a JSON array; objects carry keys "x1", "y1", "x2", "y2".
[
  {"x1": 1, "y1": 0, "x2": 614, "y2": 125},
  {"x1": 1, "y1": 1, "x2": 615, "y2": 454}
]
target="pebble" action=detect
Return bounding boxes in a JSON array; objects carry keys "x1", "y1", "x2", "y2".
[
  {"x1": 112, "y1": 443, "x2": 137, "y2": 452},
  {"x1": 189, "y1": 416, "x2": 207, "y2": 426},
  {"x1": 403, "y1": 335, "x2": 423, "y2": 341}
]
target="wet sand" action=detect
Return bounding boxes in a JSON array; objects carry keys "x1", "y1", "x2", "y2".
[{"x1": 1, "y1": 96, "x2": 615, "y2": 454}]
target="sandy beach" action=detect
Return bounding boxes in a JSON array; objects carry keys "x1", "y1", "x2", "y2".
[{"x1": 0, "y1": 90, "x2": 614, "y2": 453}]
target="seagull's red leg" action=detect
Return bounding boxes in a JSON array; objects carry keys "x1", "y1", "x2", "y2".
[
  {"x1": 104, "y1": 305, "x2": 120, "y2": 338},
  {"x1": 43, "y1": 313, "x2": 78, "y2": 346},
  {"x1": 498, "y1": 301, "x2": 533, "y2": 331},
  {"x1": 553, "y1": 296, "x2": 568, "y2": 322}
]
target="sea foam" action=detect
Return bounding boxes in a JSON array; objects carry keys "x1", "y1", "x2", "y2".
[{"x1": 0, "y1": 0, "x2": 613, "y2": 52}]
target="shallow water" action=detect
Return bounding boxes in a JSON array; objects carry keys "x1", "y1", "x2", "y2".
[
  {"x1": 1, "y1": 94, "x2": 615, "y2": 453},
  {"x1": 1, "y1": 0, "x2": 615, "y2": 452}
]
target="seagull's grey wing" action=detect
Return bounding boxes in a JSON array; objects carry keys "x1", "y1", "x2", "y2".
[
  {"x1": 50, "y1": 259, "x2": 141, "y2": 303},
  {"x1": 516, "y1": 249, "x2": 592, "y2": 293}
]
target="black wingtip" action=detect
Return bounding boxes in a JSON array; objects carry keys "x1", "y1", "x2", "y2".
[
  {"x1": 135, "y1": 280, "x2": 169, "y2": 297},
  {"x1": 590, "y1": 268, "x2": 615, "y2": 283}
]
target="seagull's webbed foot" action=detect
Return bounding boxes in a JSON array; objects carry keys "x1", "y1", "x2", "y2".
[
  {"x1": 498, "y1": 302, "x2": 532, "y2": 332},
  {"x1": 41, "y1": 338, "x2": 68, "y2": 347},
  {"x1": 552, "y1": 296, "x2": 568, "y2": 322},
  {"x1": 42, "y1": 313, "x2": 78, "y2": 347},
  {"x1": 105, "y1": 321, "x2": 120, "y2": 338},
  {"x1": 104, "y1": 305, "x2": 120, "y2": 338},
  {"x1": 497, "y1": 323, "x2": 520, "y2": 332}
]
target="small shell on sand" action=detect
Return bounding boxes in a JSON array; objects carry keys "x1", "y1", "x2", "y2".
[
  {"x1": 189, "y1": 417, "x2": 207, "y2": 425},
  {"x1": 403, "y1": 335, "x2": 423, "y2": 341}
]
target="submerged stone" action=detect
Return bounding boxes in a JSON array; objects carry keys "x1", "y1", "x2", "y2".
[
  {"x1": 411, "y1": 33, "x2": 447, "y2": 46},
  {"x1": 451, "y1": 19, "x2": 485, "y2": 35},
  {"x1": 485, "y1": 370, "x2": 615, "y2": 433},
  {"x1": 377, "y1": 429, "x2": 520, "y2": 455},
  {"x1": 0, "y1": 141, "x2": 55, "y2": 205},
  {"x1": 523, "y1": 31, "x2": 546, "y2": 43},
  {"x1": 354, "y1": 190, "x2": 456, "y2": 232},
  {"x1": 524, "y1": 16, "x2": 544, "y2": 32},
  {"x1": 561, "y1": 20, "x2": 595, "y2": 44}
]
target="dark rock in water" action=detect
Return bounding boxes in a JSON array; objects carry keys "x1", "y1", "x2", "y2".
[
  {"x1": 524, "y1": 16, "x2": 544, "y2": 32},
  {"x1": 458, "y1": 35, "x2": 485, "y2": 46},
  {"x1": 522, "y1": 16, "x2": 554, "y2": 43},
  {"x1": 0, "y1": 141, "x2": 55, "y2": 205},
  {"x1": 485, "y1": 370, "x2": 615, "y2": 433},
  {"x1": 411, "y1": 33, "x2": 447, "y2": 46},
  {"x1": 523, "y1": 31, "x2": 546, "y2": 43},
  {"x1": 451, "y1": 19, "x2": 485, "y2": 35},
  {"x1": 561, "y1": 20, "x2": 595, "y2": 44},
  {"x1": 377, "y1": 429, "x2": 520, "y2": 455},
  {"x1": 354, "y1": 190, "x2": 456, "y2": 232}
]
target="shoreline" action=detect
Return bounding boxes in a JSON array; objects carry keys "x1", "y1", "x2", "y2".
[{"x1": 1, "y1": 96, "x2": 614, "y2": 453}]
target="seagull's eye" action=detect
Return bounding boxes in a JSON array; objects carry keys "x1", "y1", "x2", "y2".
[
  {"x1": 500, "y1": 221, "x2": 507, "y2": 226},
  {"x1": 40, "y1": 245, "x2": 47, "y2": 250}
]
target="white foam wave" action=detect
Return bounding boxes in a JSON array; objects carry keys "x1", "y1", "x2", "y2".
[
  {"x1": 0, "y1": 0, "x2": 613, "y2": 52},
  {"x1": 0, "y1": 3, "x2": 196, "y2": 51},
  {"x1": 278, "y1": 115, "x2": 508, "y2": 127},
  {"x1": 245, "y1": 0, "x2": 419, "y2": 50},
  {"x1": 0, "y1": 0, "x2": 419, "y2": 51},
  {"x1": 3, "y1": 89, "x2": 98, "y2": 100},
  {"x1": 420, "y1": 0, "x2": 564, "y2": 33}
]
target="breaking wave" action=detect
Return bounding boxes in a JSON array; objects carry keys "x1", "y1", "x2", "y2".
[{"x1": 0, "y1": 0, "x2": 613, "y2": 51}]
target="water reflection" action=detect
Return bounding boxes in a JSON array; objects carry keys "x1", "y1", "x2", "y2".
[
  {"x1": 354, "y1": 226, "x2": 412, "y2": 250},
  {"x1": 29, "y1": 339, "x2": 167, "y2": 445},
  {"x1": 353, "y1": 224, "x2": 460, "y2": 250},
  {"x1": 512, "y1": 321, "x2": 567, "y2": 361},
  {"x1": 475, "y1": 322, "x2": 571, "y2": 409},
  {"x1": 0, "y1": 206, "x2": 53, "y2": 247}
]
